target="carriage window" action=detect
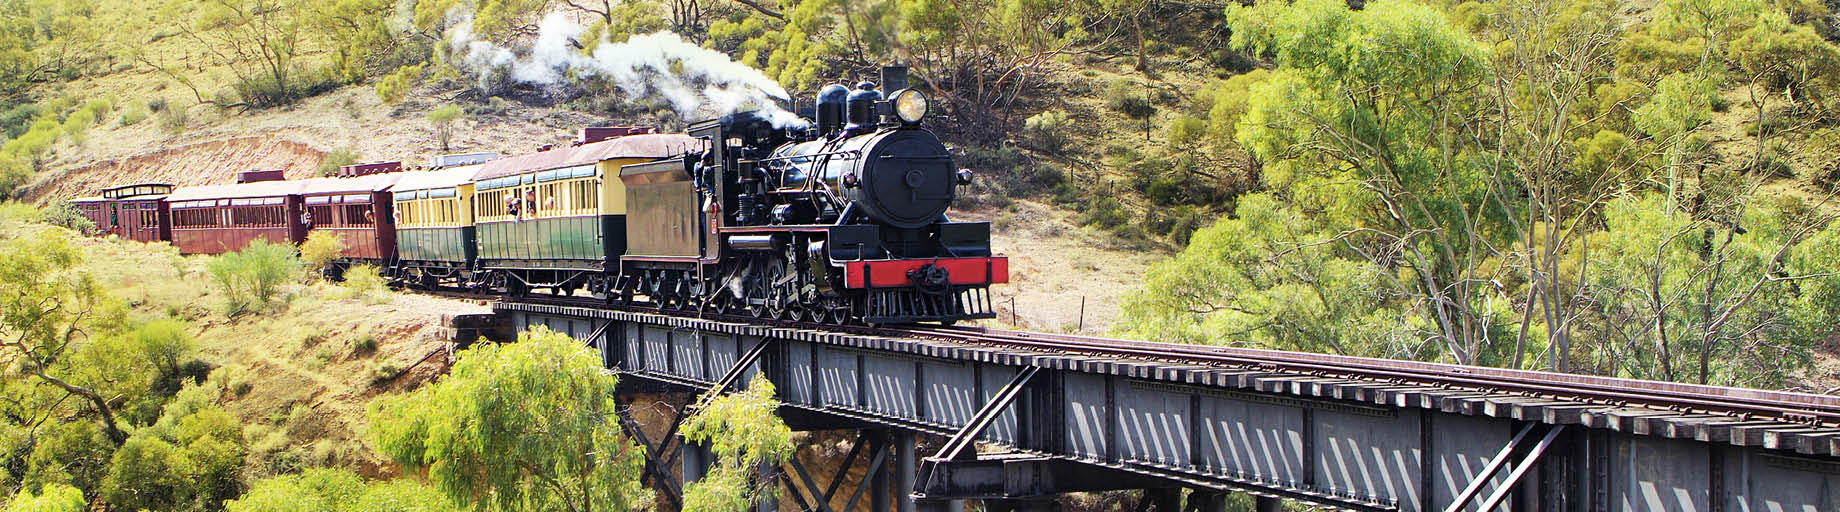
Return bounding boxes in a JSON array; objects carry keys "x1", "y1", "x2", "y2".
[
  {"x1": 537, "y1": 183, "x2": 556, "y2": 215},
  {"x1": 573, "y1": 179, "x2": 598, "y2": 213},
  {"x1": 231, "y1": 205, "x2": 284, "y2": 227},
  {"x1": 343, "y1": 204, "x2": 373, "y2": 226},
  {"x1": 477, "y1": 189, "x2": 507, "y2": 220},
  {"x1": 307, "y1": 205, "x2": 333, "y2": 227}
]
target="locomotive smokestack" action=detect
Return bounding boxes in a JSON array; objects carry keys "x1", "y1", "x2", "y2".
[{"x1": 880, "y1": 66, "x2": 908, "y2": 93}]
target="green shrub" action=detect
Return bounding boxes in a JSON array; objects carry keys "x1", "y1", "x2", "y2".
[
  {"x1": 299, "y1": 230, "x2": 346, "y2": 276},
  {"x1": 100, "y1": 436, "x2": 189, "y2": 511},
  {"x1": 1166, "y1": 116, "x2": 1206, "y2": 147},
  {"x1": 316, "y1": 147, "x2": 359, "y2": 176},
  {"x1": 1078, "y1": 197, "x2": 1131, "y2": 228},
  {"x1": 226, "y1": 468, "x2": 363, "y2": 512},
  {"x1": 80, "y1": 98, "x2": 111, "y2": 119},
  {"x1": 118, "y1": 107, "x2": 147, "y2": 127},
  {"x1": 370, "y1": 362, "x2": 400, "y2": 385},
  {"x1": 375, "y1": 64, "x2": 424, "y2": 105},
  {"x1": 147, "y1": 97, "x2": 169, "y2": 113},
  {"x1": 309, "y1": 348, "x2": 336, "y2": 370},
  {"x1": 6, "y1": 117, "x2": 61, "y2": 164},
  {"x1": 1105, "y1": 78, "x2": 1139, "y2": 111},
  {"x1": 23, "y1": 421, "x2": 113, "y2": 496},
  {"x1": 1023, "y1": 110, "x2": 1073, "y2": 153},
  {"x1": 61, "y1": 110, "x2": 93, "y2": 143},
  {"x1": 1144, "y1": 177, "x2": 1184, "y2": 206},
  {"x1": 1166, "y1": 206, "x2": 1205, "y2": 246},
  {"x1": 135, "y1": 319, "x2": 199, "y2": 395},
  {"x1": 102, "y1": 401, "x2": 248, "y2": 511},
  {"x1": 339, "y1": 264, "x2": 390, "y2": 303},
  {"x1": 6, "y1": 483, "x2": 85, "y2": 512},
  {"x1": 40, "y1": 203, "x2": 97, "y2": 234},
  {"x1": 158, "y1": 105, "x2": 188, "y2": 134},
  {"x1": 352, "y1": 334, "x2": 378, "y2": 355},
  {"x1": 0, "y1": 103, "x2": 41, "y2": 138},
  {"x1": 228, "y1": 469, "x2": 455, "y2": 512},
  {"x1": 205, "y1": 240, "x2": 303, "y2": 313},
  {"x1": 0, "y1": 156, "x2": 30, "y2": 198},
  {"x1": 428, "y1": 104, "x2": 464, "y2": 152}
]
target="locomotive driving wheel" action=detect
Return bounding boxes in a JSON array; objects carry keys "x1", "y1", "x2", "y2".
[{"x1": 747, "y1": 256, "x2": 784, "y2": 319}]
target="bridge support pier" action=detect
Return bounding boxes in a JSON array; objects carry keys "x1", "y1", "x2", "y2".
[
  {"x1": 1184, "y1": 490, "x2": 1228, "y2": 512},
  {"x1": 896, "y1": 431, "x2": 916, "y2": 512},
  {"x1": 1253, "y1": 496, "x2": 1281, "y2": 512}
]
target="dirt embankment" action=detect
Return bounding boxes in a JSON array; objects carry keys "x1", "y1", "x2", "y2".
[{"x1": 23, "y1": 136, "x2": 325, "y2": 202}]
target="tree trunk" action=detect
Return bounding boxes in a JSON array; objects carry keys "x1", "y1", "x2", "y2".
[{"x1": 31, "y1": 369, "x2": 127, "y2": 444}]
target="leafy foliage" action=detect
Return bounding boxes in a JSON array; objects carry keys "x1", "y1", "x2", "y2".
[
  {"x1": 38, "y1": 203, "x2": 97, "y2": 235},
  {"x1": 369, "y1": 327, "x2": 647, "y2": 512},
  {"x1": 315, "y1": 147, "x2": 360, "y2": 177},
  {"x1": 298, "y1": 230, "x2": 346, "y2": 275},
  {"x1": 0, "y1": 229, "x2": 131, "y2": 443},
  {"x1": 98, "y1": 379, "x2": 247, "y2": 511},
  {"x1": 6, "y1": 483, "x2": 85, "y2": 512},
  {"x1": 337, "y1": 264, "x2": 390, "y2": 304},
  {"x1": 374, "y1": 65, "x2": 424, "y2": 105},
  {"x1": 1022, "y1": 110, "x2": 1073, "y2": 153},
  {"x1": 205, "y1": 240, "x2": 303, "y2": 313},
  {"x1": 1118, "y1": 0, "x2": 1840, "y2": 388},
  {"x1": 681, "y1": 374, "x2": 794, "y2": 512},
  {"x1": 226, "y1": 467, "x2": 455, "y2": 512},
  {"x1": 427, "y1": 105, "x2": 464, "y2": 152}
]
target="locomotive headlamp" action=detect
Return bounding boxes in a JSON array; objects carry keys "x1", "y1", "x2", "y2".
[{"x1": 891, "y1": 89, "x2": 928, "y2": 124}]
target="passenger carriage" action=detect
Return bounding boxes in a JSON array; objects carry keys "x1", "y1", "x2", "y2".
[
  {"x1": 299, "y1": 166, "x2": 402, "y2": 273},
  {"x1": 68, "y1": 183, "x2": 173, "y2": 242},
  {"x1": 392, "y1": 163, "x2": 486, "y2": 289},
  {"x1": 166, "y1": 180, "x2": 306, "y2": 255},
  {"x1": 470, "y1": 134, "x2": 696, "y2": 296}
]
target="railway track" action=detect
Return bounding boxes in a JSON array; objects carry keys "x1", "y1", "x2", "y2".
[{"x1": 485, "y1": 292, "x2": 1840, "y2": 427}]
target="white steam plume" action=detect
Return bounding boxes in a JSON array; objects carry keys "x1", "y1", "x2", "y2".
[{"x1": 448, "y1": 11, "x2": 807, "y2": 128}]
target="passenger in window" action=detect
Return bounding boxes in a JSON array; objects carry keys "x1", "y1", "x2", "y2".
[
  {"x1": 525, "y1": 189, "x2": 538, "y2": 217},
  {"x1": 507, "y1": 193, "x2": 521, "y2": 219}
]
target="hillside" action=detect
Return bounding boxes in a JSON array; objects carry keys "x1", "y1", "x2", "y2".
[
  {"x1": 6, "y1": 0, "x2": 1840, "y2": 386},
  {"x1": 0, "y1": 208, "x2": 488, "y2": 496}
]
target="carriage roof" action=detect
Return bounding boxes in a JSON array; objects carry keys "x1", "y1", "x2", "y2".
[
  {"x1": 167, "y1": 180, "x2": 309, "y2": 202},
  {"x1": 392, "y1": 164, "x2": 485, "y2": 193},
  {"x1": 470, "y1": 133, "x2": 698, "y2": 182}
]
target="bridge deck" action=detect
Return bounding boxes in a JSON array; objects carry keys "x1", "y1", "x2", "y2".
[{"x1": 496, "y1": 300, "x2": 1840, "y2": 512}]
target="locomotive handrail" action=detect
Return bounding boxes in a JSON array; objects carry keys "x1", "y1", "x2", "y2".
[{"x1": 742, "y1": 149, "x2": 861, "y2": 164}]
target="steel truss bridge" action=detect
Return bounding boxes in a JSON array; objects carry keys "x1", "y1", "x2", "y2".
[{"x1": 472, "y1": 300, "x2": 1840, "y2": 512}]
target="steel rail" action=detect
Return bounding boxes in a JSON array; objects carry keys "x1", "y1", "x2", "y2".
[
  {"x1": 901, "y1": 325, "x2": 1840, "y2": 426},
  {"x1": 490, "y1": 293, "x2": 1840, "y2": 426}
]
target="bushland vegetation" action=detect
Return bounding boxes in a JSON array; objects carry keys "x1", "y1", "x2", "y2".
[
  {"x1": 1116, "y1": 0, "x2": 1840, "y2": 392},
  {"x1": 0, "y1": 0, "x2": 1835, "y2": 445},
  {"x1": 0, "y1": 204, "x2": 803, "y2": 510}
]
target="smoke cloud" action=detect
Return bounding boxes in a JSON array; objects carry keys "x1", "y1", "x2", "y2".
[{"x1": 448, "y1": 11, "x2": 807, "y2": 128}]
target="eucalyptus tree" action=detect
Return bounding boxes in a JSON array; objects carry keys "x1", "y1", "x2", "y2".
[{"x1": 369, "y1": 327, "x2": 648, "y2": 512}]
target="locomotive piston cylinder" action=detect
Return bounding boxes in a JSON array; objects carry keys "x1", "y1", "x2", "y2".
[{"x1": 727, "y1": 234, "x2": 782, "y2": 251}]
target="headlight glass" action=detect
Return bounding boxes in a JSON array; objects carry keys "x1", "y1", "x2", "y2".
[{"x1": 893, "y1": 89, "x2": 927, "y2": 123}]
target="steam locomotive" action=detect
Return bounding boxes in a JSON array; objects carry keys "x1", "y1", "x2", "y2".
[{"x1": 69, "y1": 67, "x2": 1006, "y2": 325}]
